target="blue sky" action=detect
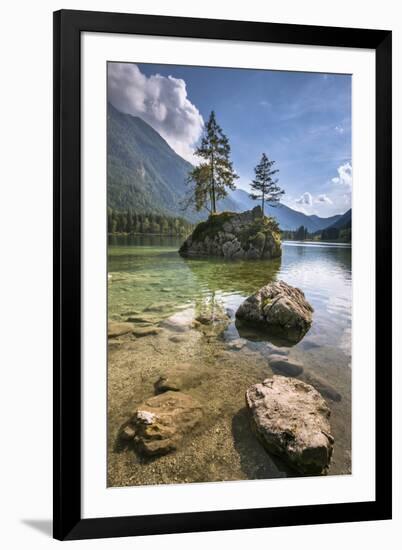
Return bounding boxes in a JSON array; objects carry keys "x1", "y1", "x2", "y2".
[{"x1": 108, "y1": 62, "x2": 352, "y2": 217}]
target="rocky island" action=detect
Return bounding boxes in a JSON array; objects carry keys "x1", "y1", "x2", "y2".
[{"x1": 179, "y1": 206, "x2": 282, "y2": 260}]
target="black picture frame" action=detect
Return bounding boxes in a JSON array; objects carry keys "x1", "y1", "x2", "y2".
[{"x1": 53, "y1": 9, "x2": 392, "y2": 541}]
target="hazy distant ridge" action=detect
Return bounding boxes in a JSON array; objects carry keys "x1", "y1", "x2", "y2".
[{"x1": 229, "y1": 189, "x2": 342, "y2": 232}]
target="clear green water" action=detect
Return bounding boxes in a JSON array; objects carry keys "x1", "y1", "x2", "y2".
[
  {"x1": 108, "y1": 236, "x2": 352, "y2": 483},
  {"x1": 108, "y1": 235, "x2": 351, "y2": 356}
]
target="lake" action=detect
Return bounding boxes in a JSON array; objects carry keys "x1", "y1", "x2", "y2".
[{"x1": 107, "y1": 236, "x2": 351, "y2": 486}]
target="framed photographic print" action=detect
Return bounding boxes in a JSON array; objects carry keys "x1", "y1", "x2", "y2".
[{"x1": 53, "y1": 9, "x2": 392, "y2": 540}]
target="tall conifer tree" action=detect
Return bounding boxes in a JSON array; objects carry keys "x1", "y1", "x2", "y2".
[
  {"x1": 250, "y1": 153, "x2": 284, "y2": 215},
  {"x1": 187, "y1": 111, "x2": 238, "y2": 213}
]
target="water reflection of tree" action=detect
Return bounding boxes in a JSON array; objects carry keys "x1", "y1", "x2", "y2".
[
  {"x1": 182, "y1": 256, "x2": 281, "y2": 297},
  {"x1": 194, "y1": 290, "x2": 226, "y2": 322}
]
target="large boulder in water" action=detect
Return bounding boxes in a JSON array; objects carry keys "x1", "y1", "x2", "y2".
[
  {"x1": 179, "y1": 206, "x2": 281, "y2": 260},
  {"x1": 236, "y1": 280, "x2": 313, "y2": 343},
  {"x1": 246, "y1": 376, "x2": 334, "y2": 475}
]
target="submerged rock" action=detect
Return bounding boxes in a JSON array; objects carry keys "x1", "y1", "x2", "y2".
[
  {"x1": 195, "y1": 309, "x2": 229, "y2": 325},
  {"x1": 268, "y1": 354, "x2": 303, "y2": 377},
  {"x1": 120, "y1": 425, "x2": 136, "y2": 440},
  {"x1": 236, "y1": 280, "x2": 313, "y2": 343},
  {"x1": 144, "y1": 302, "x2": 171, "y2": 313},
  {"x1": 227, "y1": 338, "x2": 248, "y2": 351},
  {"x1": 246, "y1": 376, "x2": 334, "y2": 474},
  {"x1": 125, "y1": 315, "x2": 155, "y2": 325},
  {"x1": 154, "y1": 375, "x2": 181, "y2": 393},
  {"x1": 131, "y1": 326, "x2": 162, "y2": 337},
  {"x1": 179, "y1": 207, "x2": 281, "y2": 260},
  {"x1": 108, "y1": 321, "x2": 135, "y2": 338},
  {"x1": 123, "y1": 391, "x2": 203, "y2": 456},
  {"x1": 194, "y1": 302, "x2": 230, "y2": 336},
  {"x1": 160, "y1": 308, "x2": 195, "y2": 332},
  {"x1": 169, "y1": 335, "x2": 187, "y2": 344}
]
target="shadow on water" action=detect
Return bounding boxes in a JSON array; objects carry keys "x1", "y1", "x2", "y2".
[
  {"x1": 231, "y1": 407, "x2": 295, "y2": 479},
  {"x1": 235, "y1": 319, "x2": 304, "y2": 347}
]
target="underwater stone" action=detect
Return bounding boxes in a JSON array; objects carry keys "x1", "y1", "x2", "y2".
[
  {"x1": 127, "y1": 391, "x2": 203, "y2": 456},
  {"x1": 108, "y1": 321, "x2": 135, "y2": 338},
  {"x1": 154, "y1": 376, "x2": 181, "y2": 393},
  {"x1": 268, "y1": 354, "x2": 304, "y2": 377}
]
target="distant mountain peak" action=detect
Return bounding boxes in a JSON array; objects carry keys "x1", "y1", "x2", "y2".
[{"x1": 229, "y1": 189, "x2": 344, "y2": 232}]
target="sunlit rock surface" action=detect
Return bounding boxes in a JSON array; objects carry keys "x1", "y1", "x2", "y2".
[
  {"x1": 236, "y1": 280, "x2": 313, "y2": 343},
  {"x1": 246, "y1": 376, "x2": 334, "y2": 475},
  {"x1": 179, "y1": 207, "x2": 281, "y2": 260},
  {"x1": 121, "y1": 391, "x2": 203, "y2": 456}
]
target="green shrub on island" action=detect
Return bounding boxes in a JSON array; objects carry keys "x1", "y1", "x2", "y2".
[{"x1": 179, "y1": 206, "x2": 281, "y2": 260}]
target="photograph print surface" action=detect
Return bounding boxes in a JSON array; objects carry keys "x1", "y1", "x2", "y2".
[{"x1": 107, "y1": 62, "x2": 352, "y2": 487}]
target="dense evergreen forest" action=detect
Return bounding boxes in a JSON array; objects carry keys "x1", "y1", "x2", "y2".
[
  {"x1": 107, "y1": 208, "x2": 194, "y2": 236},
  {"x1": 108, "y1": 210, "x2": 351, "y2": 242},
  {"x1": 281, "y1": 225, "x2": 351, "y2": 243}
]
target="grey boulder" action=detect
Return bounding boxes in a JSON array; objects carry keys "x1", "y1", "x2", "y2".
[
  {"x1": 246, "y1": 376, "x2": 334, "y2": 475},
  {"x1": 236, "y1": 280, "x2": 313, "y2": 343}
]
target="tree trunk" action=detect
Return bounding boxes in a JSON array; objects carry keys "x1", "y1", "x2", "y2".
[
  {"x1": 210, "y1": 152, "x2": 216, "y2": 213},
  {"x1": 262, "y1": 194, "x2": 265, "y2": 216}
]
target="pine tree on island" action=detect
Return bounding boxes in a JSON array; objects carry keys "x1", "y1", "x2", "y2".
[
  {"x1": 250, "y1": 153, "x2": 284, "y2": 216},
  {"x1": 187, "y1": 111, "x2": 238, "y2": 214}
]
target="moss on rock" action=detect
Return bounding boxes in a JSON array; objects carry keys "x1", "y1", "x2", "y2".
[
  {"x1": 190, "y1": 211, "x2": 235, "y2": 243},
  {"x1": 179, "y1": 206, "x2": 282, "y2": 260}
]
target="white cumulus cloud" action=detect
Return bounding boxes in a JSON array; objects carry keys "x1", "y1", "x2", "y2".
[
  {"x1": 332, "y1": 162, "x2": 352, "y2": 187},
  {"x1": 108, "y1": 62, "x2": 204, "y2": 163},
  {"x1": 316, "y1": 194, "x2": 333, "y2": 204},
  {"x1": 295, "y1": 192, "x2": 313, "y2": 206}
]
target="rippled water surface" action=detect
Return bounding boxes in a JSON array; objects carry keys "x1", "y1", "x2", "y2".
[{"x1": 108, "y1": 236, "x2": 352, "y2": 485}]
